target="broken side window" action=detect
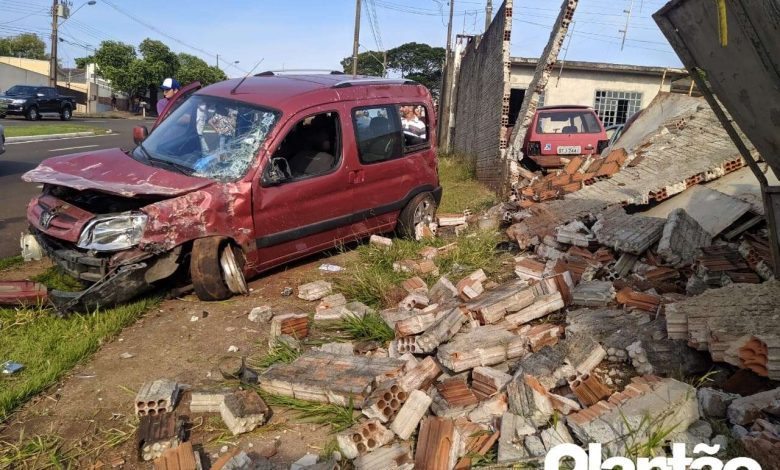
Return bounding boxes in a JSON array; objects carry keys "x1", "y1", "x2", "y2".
[
  {"x1": 268, "y1": 111, "x2": 342, "y2": 180},
  {"x1": 352, "y1": 105, "x2": 403, "y2": 164}
]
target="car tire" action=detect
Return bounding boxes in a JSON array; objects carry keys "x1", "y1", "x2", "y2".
[
  {"x1": 60, "y1": 106, "x2": 72, "y2": 121},
  {"x1": 190, "y1": 237, "x2": 249, "y2": 301},
  {"x1": 396, "y1": 192, "x2": 437, "y2": 240},
  {"x1": 25, "y1": 106, "x2": 38, "y2": 121}
]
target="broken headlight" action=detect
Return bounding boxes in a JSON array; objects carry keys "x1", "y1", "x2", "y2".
[{"x1": 77, "y1": 213, "x2": 147, "y2": 251}]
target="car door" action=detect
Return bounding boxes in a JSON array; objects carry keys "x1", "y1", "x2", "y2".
[
  {"x1": 346, "y1": 102, "x2": 438, "y2": 235},
  {"x1": 250, "y1": 104, "x2": 353, "y2": 269},
  {"x1": 38, "y1": 88, "x2": 55, "y2": 113}
]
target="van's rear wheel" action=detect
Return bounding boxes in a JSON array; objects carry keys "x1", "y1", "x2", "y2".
[
  {"x1": 191, "y1": 237, "x2": 248, "y2": 301},
  {"x1": 397, "y1": 192, "x2": 437, "y2": 240}
]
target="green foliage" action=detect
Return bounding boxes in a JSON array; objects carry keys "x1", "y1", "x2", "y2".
[
  {"x1": 0, "y1": 33, "x2": 47, "y2": 60},
  {"x1": 31, "y1": 267, "x2": 83, "y2": 292},
  {"x1": 178, "y1": 53, "x2": 227, "y2": 86},
  {"x1": 0, "y1": 256, "x2": 24, "y2": 271},
  {"x1": 91, "y1": 38, "x2": 227, "y2": 99},
  {"x1": 341, "y1": 42, "x2": 445, "y2": 95},
  {"x1": 332, "y1": 313, "x2": 395, "y2": 343},
  {"x1": 340, "y1": 50, "x2": 386, "y2": 77},
  {"x1": 248, "y1": 340, "x2": 302, "y2": 369},
  {"x1": 437, "y1": 153, "x2": 497, "y2": 214},
  {"x1": 258, "y1": 391, "x2": 356, "y2": 432}
]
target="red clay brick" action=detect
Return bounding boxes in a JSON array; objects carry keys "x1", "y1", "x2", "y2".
[
  {"x1": 605, "y1": 148, "x2": 628, "y2": 166},
  {"x1": 596, "y1": 161, "x2": 620, "y2": 178},
  {"x1": 564, "y1": 156, "x2": 584, "y2": 174}
]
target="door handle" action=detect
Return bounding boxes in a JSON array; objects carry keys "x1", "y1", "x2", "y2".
[{"x1": 348, "y1": 170, "x2": 365, "y2": 184}]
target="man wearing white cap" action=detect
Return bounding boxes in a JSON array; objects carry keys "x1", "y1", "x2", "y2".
[{"x1": 157, "y1": 77, "x2": 181, "y2": 115}]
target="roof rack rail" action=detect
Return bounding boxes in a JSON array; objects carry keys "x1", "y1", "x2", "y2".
[
  {"x1": 332, "y1": 78, "x2": 418, "y2": 88},
  {"x1": 255, "y1": 69, "x2": 345, "y2": 76}
]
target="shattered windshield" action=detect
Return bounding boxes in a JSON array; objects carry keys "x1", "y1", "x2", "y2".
[{"x1": 133, "y1": 95, "x2": 279, "y2": 182}]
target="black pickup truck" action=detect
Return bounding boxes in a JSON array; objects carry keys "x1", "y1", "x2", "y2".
[{"x1": 0, "y1": 85, "x2": 76, "y2": 121}]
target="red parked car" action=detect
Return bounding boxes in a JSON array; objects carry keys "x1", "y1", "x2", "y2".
[
  {"x1": 22, "y1": 73, "x2": 441, "y2": 312},
  {"x1": 523, "y1": 105, "x2": 609, "y2": 168}
]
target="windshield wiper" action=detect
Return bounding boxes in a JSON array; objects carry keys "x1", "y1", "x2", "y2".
[{"x1": 134, "y1": 143, "x2": 194, "y2": 176}]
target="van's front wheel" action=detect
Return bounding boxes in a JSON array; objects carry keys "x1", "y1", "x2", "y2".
[
  {"x1": 190, "y1": 237, "x2": 249, "y2": 301},
  {"x1": 397, "y1": 192, "x2": 437, "y2": 240}
]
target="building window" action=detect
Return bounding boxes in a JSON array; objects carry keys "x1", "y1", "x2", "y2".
[
  {"x1": 507, "y1": 89, "x2": 544, "y2": 127},
  {"x1": 593, "y1": 90, "x2": 642, "y2": 126}
]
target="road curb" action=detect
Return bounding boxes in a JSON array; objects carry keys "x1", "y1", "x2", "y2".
[{"x1": 6, "y1": 131, "x2": 111, "y2": 143}]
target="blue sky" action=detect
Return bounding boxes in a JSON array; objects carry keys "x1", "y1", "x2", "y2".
[{"x1": 1, "y1": 0, "x2": 682, "y2": 78}]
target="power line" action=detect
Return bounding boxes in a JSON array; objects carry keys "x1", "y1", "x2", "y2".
[{"x1": 100, "y1": 0, "x2": 248, "y2": 74}]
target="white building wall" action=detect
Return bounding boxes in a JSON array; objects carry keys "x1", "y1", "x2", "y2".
[
  {"x1": 0, "y1": 63, "x2": 48, "y2": 93},
  {"x1": 510, "y1": 65, "x2": 671, "y2": 109}
]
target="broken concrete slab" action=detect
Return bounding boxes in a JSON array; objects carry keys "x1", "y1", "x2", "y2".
[
  {"x1": 571, "y1": 281, "x2": 616, "y2": 307},
  {"x1": 503, "y1": 292, "x2": 564, "y2": 327},
  {"x1": 515, "y1": 332, "x2": 606, "y2": 390},
  {"x1": 728, "y1": 387, "x2": 780, "y2": 426},
  {"x1": 698, "y1": 387, "x2": 741, "y2": 419},
  {"x1": 437, "y1": 325, "x2": 528, "y2": 372},
  {"x1": 466, "y1": 282, "x2": 536, "y2": 325},
  {"x1": 135, "y1": 379, "x2": 180, "y2": 417},
  {"x1": 556, "y1": 220, "x2": 594, "y2": 247},
  {"x1": 189, "y1": 388, "x2": 233, "y2": 414},
  {"x1": 657, "y1": 208, "x2": 712, "y2": 267},
  {"x1": 415, "y1": 307, "x2": 467, "y2": 353},
  {"x1": 137, "y1": 412, "x2": 185, "y2": 461},
  {"x1": 353, "y1": 443, "x2": 413, "y2": 470},
  {"x1": 566, "y1": 376, "x2": 699, "y2": 454},
  {"x1": 259, "y1": 351, "x2": 406, "y2": 407},
  {"x1": 642, "y1": 184, "x2": 752, "y2": 236},
  {"x1": 248, "y1": 305, "x2": 273, "y2": 323},
  {"x1": 337, "y1": 419, "x2": 395, "y2": 459},
  {"x1": 507, "y1": 374, "x2": 554, "y2": 428},
  {"x1": 498, "y1": 412, "x2": 537, "y2": 463},
  {"x1": 317, "y1": 293, "x2": 347, "y2": 311},
  {"x1": 297, "y1": 280, "x2": 333, "y2": 301},
  {"x1": 592, "y1": 207, "x2": 665, "y2": 255},
  {"x1": 540, "y1": 420, "x2": 575, "y2": 450},
  {"x1": 665, "y1": 281, "x2": 780, "y2": 380},
  {"x1": 219, "y1": 390, "x2": 271, "y2": 436}
]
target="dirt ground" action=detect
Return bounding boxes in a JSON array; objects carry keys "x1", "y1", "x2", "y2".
[{"x1": 0, "y1": 250, "x2": 360, "y2": 468}]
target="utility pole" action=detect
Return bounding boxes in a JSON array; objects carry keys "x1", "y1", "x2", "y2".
[
  {"x1": 216, "y1": 54, "x2": 219, "y2": 69},
  {"x1": 49, "y1": 0, "x2": 59, "y2": 87},
  {"x1": 619, "y1": 0, "x2": 634, "y2": 51},
  {"x1": 485, "y1": 0, "x2": 493, "y2": 32},
  {"x1": 351, "y1": 0, "x2": 362, "y2": 76},
  {"x1": 383, "y1": 50, "x2": 387, "y2": 77},
  {"x1": 445, "y1": 0, "x2": 454, "y2": 61}
]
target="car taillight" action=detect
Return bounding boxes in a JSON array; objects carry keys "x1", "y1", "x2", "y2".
[
  {"x1": 528, "y1": 141, "x2": 542, "y2": 156},
  {"x1": 597, "y1": 139, "x2": 610, "y2": 154}
]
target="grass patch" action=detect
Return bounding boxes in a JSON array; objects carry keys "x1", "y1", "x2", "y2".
[
  {"x1": 257, "y1": 391, "x2": 356, "y2": 432},
  {"x1": 31, "y1": 267, "x2": 83, "y2": 292},
  {"x1": 330, "y1": 312, "x2": 395, "y2": 343},
  {"x1": 0, "y1": 255, "x2": 24, "y2": 271},
  {"x1": 438, "y1": 153, "x2": 497, "y2": 213},
  {"x1": 248, "y1": 340, "x2": 302, "y2": 370},
  {"x1": 5, "y1": 124, "x2": 107, "y2": 138},
  {"x1": 336, "y1": 228, "x2": 507, "y2": 309},
  {"x1": 0, "y1": 297, "x2": 158, "y2": 420}
]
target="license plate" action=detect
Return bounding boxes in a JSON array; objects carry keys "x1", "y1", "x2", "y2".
[{"x1": 557, "y1": 145, "x2": 581, "y2": 155}]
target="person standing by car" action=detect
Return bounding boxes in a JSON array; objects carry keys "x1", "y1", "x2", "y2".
[{"x1": 156, "y1": 78, "x2": 181, "y2": 115}]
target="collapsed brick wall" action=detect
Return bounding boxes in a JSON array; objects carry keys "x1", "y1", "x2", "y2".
[{"x1": 451, "y1": 0, "x2": 513, "y2": 192}]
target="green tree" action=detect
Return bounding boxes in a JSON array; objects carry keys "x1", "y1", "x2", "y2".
[
  {"x1": 177, "y1": 53, "x2": 227, "y2": 86},
  {"x1": 74, "y1": 56, "x2": 92, "y2": 69},
  {"x1": 340, "y1": 50, "x2": 386, "y2": 77},
  {"x1": 386, "y1": 42, "x2": 445, "y2": 95},
  {"x1": 341, "y1": 42, "x2": 445, "y2": 96},
  {"x1": 0, "y1": 33, "x2": 47, "y2": 59}
]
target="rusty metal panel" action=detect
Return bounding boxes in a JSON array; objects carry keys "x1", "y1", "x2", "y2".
[
  {"x1": 0, "y1": 281, "x2": 48, "y2": 306},
  {"x1": 653, "y1": 0, "x2": 780, "y2": 177}
]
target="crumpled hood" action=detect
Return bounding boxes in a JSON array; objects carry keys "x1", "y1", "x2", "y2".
[{"x1": 23, "y1": 148, "x2": 213, "y2": 197}]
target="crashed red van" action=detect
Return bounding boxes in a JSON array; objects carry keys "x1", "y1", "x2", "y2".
[
  {"x1": 523, "y1": 105, "x2": 609, "y2": 167},
  {"x1": 23, "y1": 73, "x2": 441, "y2": 312}
]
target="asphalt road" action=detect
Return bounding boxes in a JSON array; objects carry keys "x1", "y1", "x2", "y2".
[{"x1": 0, "y1": 117, "x2": 153, "y2": 259}]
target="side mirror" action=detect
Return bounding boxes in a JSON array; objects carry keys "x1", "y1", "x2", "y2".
[
  {"x1": 133, "y1": 125, "x2": 149, "y2": 145},
  {"x1": 263, "y1": 157, "x2": 291, "y2": 186}
]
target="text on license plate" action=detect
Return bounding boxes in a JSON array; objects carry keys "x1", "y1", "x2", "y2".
[{"x1": 557, "y1": 145, "x2": 582, "y2": 155}]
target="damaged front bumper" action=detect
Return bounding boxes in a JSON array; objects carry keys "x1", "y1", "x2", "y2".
[{"x1": 32, "y1": 230, "x2": 183, "y2": 314}]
